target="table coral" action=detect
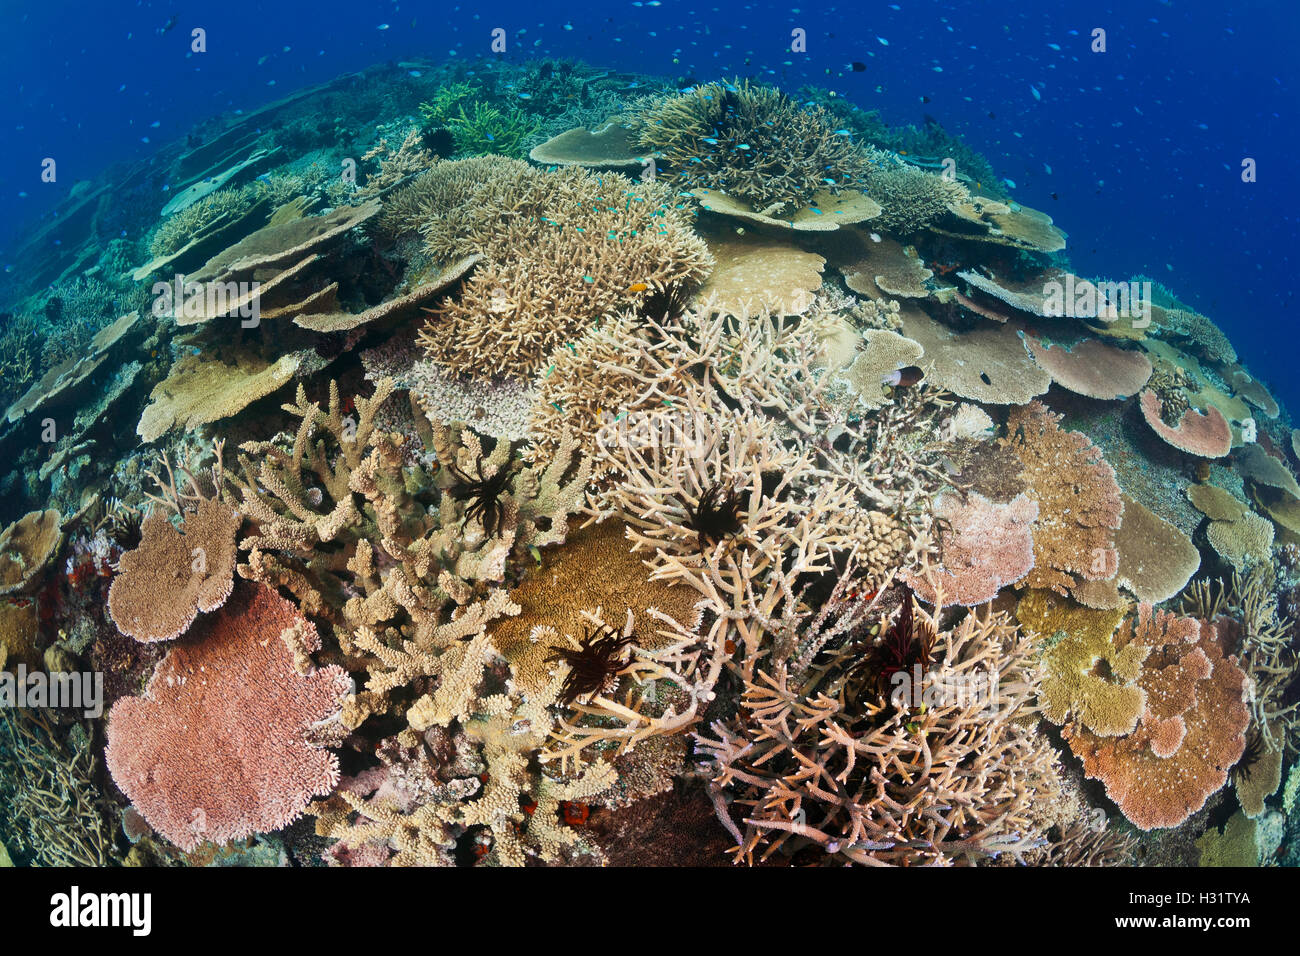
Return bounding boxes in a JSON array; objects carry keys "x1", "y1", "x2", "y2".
[
  {"x1": 902, "y1": 491, "x2": 1038, "y2": 607},
  {"x1": 1063, "y1": 604, "x2": 1248, "y2": 830},
  {"x1": 1002, "y1": 400, "x2": 1123, "y2": 598},
  {"x1": 105, "y1": 581, "x2": 352, "y2": 852}
]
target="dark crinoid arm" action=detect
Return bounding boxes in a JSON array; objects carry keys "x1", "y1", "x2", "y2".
[
  {"x1": 684, "y1": 480, "x2": 746, "y2": 553},
  {"x1": 446, "y1": 454, "x2": 514, "y2": 538},
  {"x1": 546, "y1": 621, "x2": 639, "y2": 706}
]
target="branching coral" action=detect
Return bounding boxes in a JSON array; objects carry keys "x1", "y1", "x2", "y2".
[
  {"x1": 694, "y1": 597, "x2": 1060, "y2": 866},
  {"x1": 446, "y1": 101, "x2": 541, "y2": 157},
  {"x1": 862, "y1": 158, "x2": 970, "y2": 235},
  {"x1": 415, "y1": 162, "x2": 710, "y2": 382},
  {"x1": 634, "y1": 79, "x2": 874, "y2": 212},
  {"x1": 0, "y1": 711, "x2": 116, "y2": 866}
]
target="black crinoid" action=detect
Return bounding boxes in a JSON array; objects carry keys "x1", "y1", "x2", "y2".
[
  {"x1": 546, "y1": 621, "x2": 639, "y2": 706},
  {"x1": 684, "y1": 480, "x2": 746, "y2": 553},
  {"x1": 106, "y1": 502, "x2": 144, "y2": 550},
  {"x1": 638, "y1": 281, "x2": 693, "y2": 325},
  {"x1": 1230, "y1": 730, "x2": 1265, "y2": 785},
  {"x1": 871, "y1": 587, "x2": 938, "y2": 702},
  {"x1": 446, "y1": 451, "x2": 514, "y2": 538}
]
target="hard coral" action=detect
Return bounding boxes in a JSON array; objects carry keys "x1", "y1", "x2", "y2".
[
  {"x1": 1002, "y1": 400, "x2": 1123, "y2": 597},
  {"x1": 0, "y1": 509, "x2": 63, "y2": 597},
  {"x1": 107, "y1": 499, "x2": 240, "y2": 643},
  {"x1": 413, "y1": 157, "x2": 710, "y2": 381},
  {"x1": 903, "y1": 491, "x2": 1038, "y2": 607},
  {"x1": 695, "y1": 600, "x2": 1061, "y2": 865},
  {"x1": 635, "y1": 79, "x2": 874, "y2": 212},
  {"x1": 106, "y1": 581, "x2": 352, "y2": 851},
  {"x1": 1139, "y1": 388, "x2": 1232, "y2": 459},
  {"x1": 1062, "y1": 604, "x2": 1249, "y2": 830}
]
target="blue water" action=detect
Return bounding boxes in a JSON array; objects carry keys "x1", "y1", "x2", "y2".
[{"x1": 2, "y1": 0, "x2": 1295, "y2": 410}]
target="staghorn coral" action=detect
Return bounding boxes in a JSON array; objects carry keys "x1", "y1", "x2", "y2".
[
  {"x1": 105, "y1": 581, "x2": 352, "y2": 852},
  {"x1": 635, "y1": 79, "x2": 874, "y2": 212},
  {"x1": 357, "y1": 128, "x2": 438, "y2": 197},
  {"x1": 1062, "y1": 604, "x2": 1249, "y2": 830},
  {"x1": 1002, "y1": 401, "x2": 1124, "y2": 597},
  {"x1": 446, "y1": 101, "x2": 541, "y2": 157},
  {"x1": 694, "y1": 597, "x2": 1061, "y2": 866},
  {"x1": 0, "y1": 712, "x2": 116, "y2": 866}
]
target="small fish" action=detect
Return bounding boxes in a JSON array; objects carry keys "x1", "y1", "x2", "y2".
[
  {"x1": 735, "y1": 143, "x2": 750, "y2": 150},
  {"x1": 833, "y1": 129, "x2": 852, "y2": 136},
  {"x1": 627, "y1": 282, "x2": 649, "y2": 293},
  {"x1": 376, "y1": 23, "x2": 390, "y2": 30},
  {"x1": 150, "y1": 120, "x2": 160, "y2": 128},
  {"x1": 1047, "y1": 43, "x2": 1061, "y2": 51},
  {"x1": 407, "y1": 70, "x2": 422, "y2": 77},
  {"x1": 877, "y1": 36, "x2": 889, "y2": 46},
  {"x1": 869, "y1": 232, "x2": 882, "y2": 242},
  {"x1": 517, "y1": 93, "x2": 532, "y2": 100},
  {"x1": 1030, "y1": 85, "x2": 1042, "y2": 101},
  {"x1": 702, "y1": 136, "x2": 718, "y2": 144},
  {"x1": 484, "y1": 132, "x2": 495, "y2": 142},
  {"x1": 158, "y1": 15, "x2": 176, "y2": 36}
]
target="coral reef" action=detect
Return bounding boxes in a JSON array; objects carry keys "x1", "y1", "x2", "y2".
[{"x1": 0, "y1": 56, "x2": 1295, "y2": 871}]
